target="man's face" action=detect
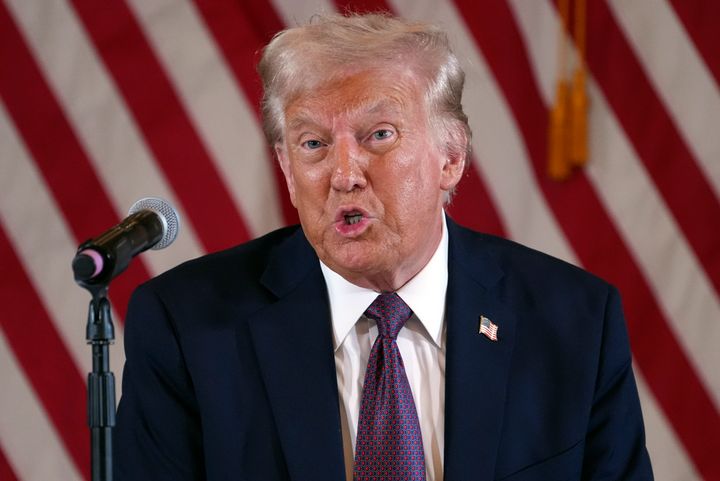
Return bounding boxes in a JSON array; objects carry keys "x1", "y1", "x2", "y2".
[{"x1": 275, "y1": 68, "x2": 464, "y2": 291}]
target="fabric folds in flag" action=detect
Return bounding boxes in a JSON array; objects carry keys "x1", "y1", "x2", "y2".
[{"x1": 0, "y1": 1, "x2": 717, "y2": 479}]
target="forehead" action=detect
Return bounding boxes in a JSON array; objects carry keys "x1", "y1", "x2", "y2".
[{"x1": 284, "y1": 69, "x2": 425, "y2": 128}]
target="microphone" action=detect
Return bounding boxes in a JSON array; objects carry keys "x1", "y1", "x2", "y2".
[{"x1": 73, "y1": 197, "x2": 180, "y2": 285}]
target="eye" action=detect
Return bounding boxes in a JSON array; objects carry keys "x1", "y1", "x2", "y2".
[
  {"x1": 371, "y1": 129, "x2": 394, "y2": 141},
  {"x1": 302, "y1": 139, "x2": 325, "y2": 150}
]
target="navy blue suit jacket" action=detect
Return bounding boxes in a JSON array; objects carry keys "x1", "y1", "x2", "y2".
[{"x1": 114, "y1": 219, "x2": 653, "y2": 480}]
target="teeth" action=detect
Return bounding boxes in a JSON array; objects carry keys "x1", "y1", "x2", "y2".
[{"x1": 344, "y1": 214, "x2": 362, "y2": 225}]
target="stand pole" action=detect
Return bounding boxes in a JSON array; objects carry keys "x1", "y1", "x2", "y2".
[{"x1": 85, "y1": 286, "x2": 115, "y2": 481}]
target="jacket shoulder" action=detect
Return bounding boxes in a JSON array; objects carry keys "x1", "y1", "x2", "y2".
[
  {"x1": 449, "y1": 221, "x2": 609, "y2": 294},
  {"x1": 133, "y1": 224, "x2": 303, "y2": 305}
]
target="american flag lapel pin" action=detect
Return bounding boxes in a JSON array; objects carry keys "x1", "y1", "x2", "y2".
[{"x1": 479, "y1": 315, "x2": 499, "y2": 341}]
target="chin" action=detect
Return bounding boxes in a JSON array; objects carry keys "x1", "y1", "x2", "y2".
[
  {"x1": 327, "y1": 245, "x2": 384, "y2": 277},
  {"x1": 331, "y1": 251, "x2": 375, "y2": 273}
]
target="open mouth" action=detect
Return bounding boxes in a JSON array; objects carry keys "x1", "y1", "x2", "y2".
[
  {"x1": 335, "y1": 207, "x2": 370, "y2": 235},
  {"x1": 344, "y1": 212, "x2": 363, "y2": 225}
]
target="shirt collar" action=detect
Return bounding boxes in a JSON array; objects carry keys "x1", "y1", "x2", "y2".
[{"x1": 321, "y1": 213, "x2": 449, "y2": 351}]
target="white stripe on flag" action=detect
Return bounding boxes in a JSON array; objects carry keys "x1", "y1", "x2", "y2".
[
  {"x1": 4, "y1": 0, "x2": 205, "y2": 275},
  {"x1": 506, "y1": 0, "x2": 558, "y2": 105},
  {"x1": 0, "y1": 331, "x2": 83, "y2": 481},
  {"x1": 585, "y1": 85, "x2": 720, "y2": 408},
  {"x1": 510, "y1": 0, "x2": 720, "y2": 410},
  {"x1": 0, "y1": 99, "x2": 104, "y2": 376},
  {"x1": 636, "y1": 368, "x2": 700, "y2": 481},
  {"x1": 126, "y1": 0, "x2": 284, "y2": 237},
  {"x1": 607, "y1": 0, "x2": 720, "y2": 198},
  {"x1": 270, "y1": 0, "x2": 338, "y2": 26},
  {"x1": 2, "y1": 2, "x2": 716, "y2": 480}
]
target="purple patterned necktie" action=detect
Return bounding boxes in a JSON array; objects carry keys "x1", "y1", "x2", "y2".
[{"x1": 354, "y1": 293, "x2": 426, "y2": 481}]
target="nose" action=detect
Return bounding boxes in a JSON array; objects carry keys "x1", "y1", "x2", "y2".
[{"x1": 329, "y1": 137, "x2": 368, "y2": 192}]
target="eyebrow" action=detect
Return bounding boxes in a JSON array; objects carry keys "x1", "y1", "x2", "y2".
[
  {"x1": 363, "y1": 98, "x2": 403, "y2": 116},
  {"x1": 286, "y1": 113, "x2": 318, "y2": 132},
  {"x1": 286, "y1": 97, "x2": 404, "y2": 132}
]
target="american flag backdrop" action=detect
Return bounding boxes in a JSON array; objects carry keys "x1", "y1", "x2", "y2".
[{"x1": 0, "y1": 0, "x2": 718, "y2": 479}]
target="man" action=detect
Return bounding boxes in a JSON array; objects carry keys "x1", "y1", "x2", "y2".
[{"x1": 114, "y1": 13, "x2": 653, "y2": 481}]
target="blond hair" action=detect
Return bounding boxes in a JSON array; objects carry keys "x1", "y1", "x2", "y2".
[{"x1": 258, "y1": 13, "x2": 471, "y2": 167}]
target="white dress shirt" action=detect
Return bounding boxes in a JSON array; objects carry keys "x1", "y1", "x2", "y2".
[{"x1": 320, "y1": 216, "x2": 448, "y2": 481}]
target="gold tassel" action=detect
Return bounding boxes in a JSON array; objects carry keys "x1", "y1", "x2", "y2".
[
  {"x1": 548, "y1": 0, "x2": 571, "y2": 180},
  {"x1": 549, "y1": 80, "x2": 570, "y2": 180},
  {"x1": 570, "y1": 67, "x2": 588, "y2": 167}
]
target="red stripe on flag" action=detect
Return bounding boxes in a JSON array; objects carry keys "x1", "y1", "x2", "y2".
[
  {"x1": 0, "y1": 2, "x2": 149, "y2": 320},
  {"x1": 0, "y1": 225, "x2": 90, "y2": 481},
  {"x1": 191, "y1": 0, "x2": 298, "y2": 226},
  {"x1": 587, "y1": 0, "x2": 720, "y2": 298},
  {"x1": 454, "y1": 1, "x2": 720, "y2": 478},
  {"x1": 446, "y1": 165, "x2": 507, "y2": 238},
  {"x1": 69, "y1": 0, "x2": 251, "y2": 251},
  {"x1": 332, "y1": 0, "x2": 507, "y2": 237},
  {"x1": 0, "y1": 447, "x2": 19, "y2": 481},
  {"x1": 667, "y1": 0, "x2": 720, "y2": 86}
]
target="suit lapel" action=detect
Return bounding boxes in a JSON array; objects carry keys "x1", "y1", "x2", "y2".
[
  {"x1": 443, "y1": 220, "x2": 517, "y2": 481},
  {"x1": 245, "y1": 229, "x2": 345, "y2": 481},
  {"x1": 242, "y1": 222, "x2": 517, "y2": 480}
]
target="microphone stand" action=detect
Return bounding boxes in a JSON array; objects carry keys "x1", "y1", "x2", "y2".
[
  {"x1": 72, "y1": 197, "x2": 179, "y2": 480},
  {"x1": 79, "y1": 280, "x2": 116, "y2": 481},
  {"x1": 71, "y1": 198, "x2": 179, "y2": 480}
]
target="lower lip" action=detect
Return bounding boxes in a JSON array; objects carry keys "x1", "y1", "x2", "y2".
[{"x1": 334, "y1": 217, "x2": 371, "y2": 237}]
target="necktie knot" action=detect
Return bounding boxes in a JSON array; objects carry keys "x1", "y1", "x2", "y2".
[{"x1": 364, "y1": 292, "x2": 412, "y2": 340}]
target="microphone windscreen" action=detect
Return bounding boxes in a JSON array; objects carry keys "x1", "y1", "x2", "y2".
[{"x1": 128, "y1": 197, "x2": 181, "y2": 250}]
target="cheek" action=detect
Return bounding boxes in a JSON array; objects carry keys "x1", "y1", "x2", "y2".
[
  {"x1": 376, "y1": 158, "x2": 439, "y2": 219},
  {"x1": 292, "y1": 163, "x2": 329, "y2": 202},
  {"x1": 392, "y1": 148, "x2": 444, "y2": 192},
  {"x1": 291, "y1": 165, "x2": 337, "y2": 235}
]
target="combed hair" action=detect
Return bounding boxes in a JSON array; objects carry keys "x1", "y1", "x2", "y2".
[{"x1": 257, "y1": 13, "x2": 472, "y2": 167}]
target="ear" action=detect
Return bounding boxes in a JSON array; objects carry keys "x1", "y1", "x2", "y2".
[
  {"x1": 275, "y1": 142, "x2": 297, "y2": 207},
  {"x1": 439, "y1": 128, "x2": 468, "y2": 192}
]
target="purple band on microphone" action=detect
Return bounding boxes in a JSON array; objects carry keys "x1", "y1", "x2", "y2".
[{"x1": 80, "y1": 249, "x2": 104, "y2": 277}]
